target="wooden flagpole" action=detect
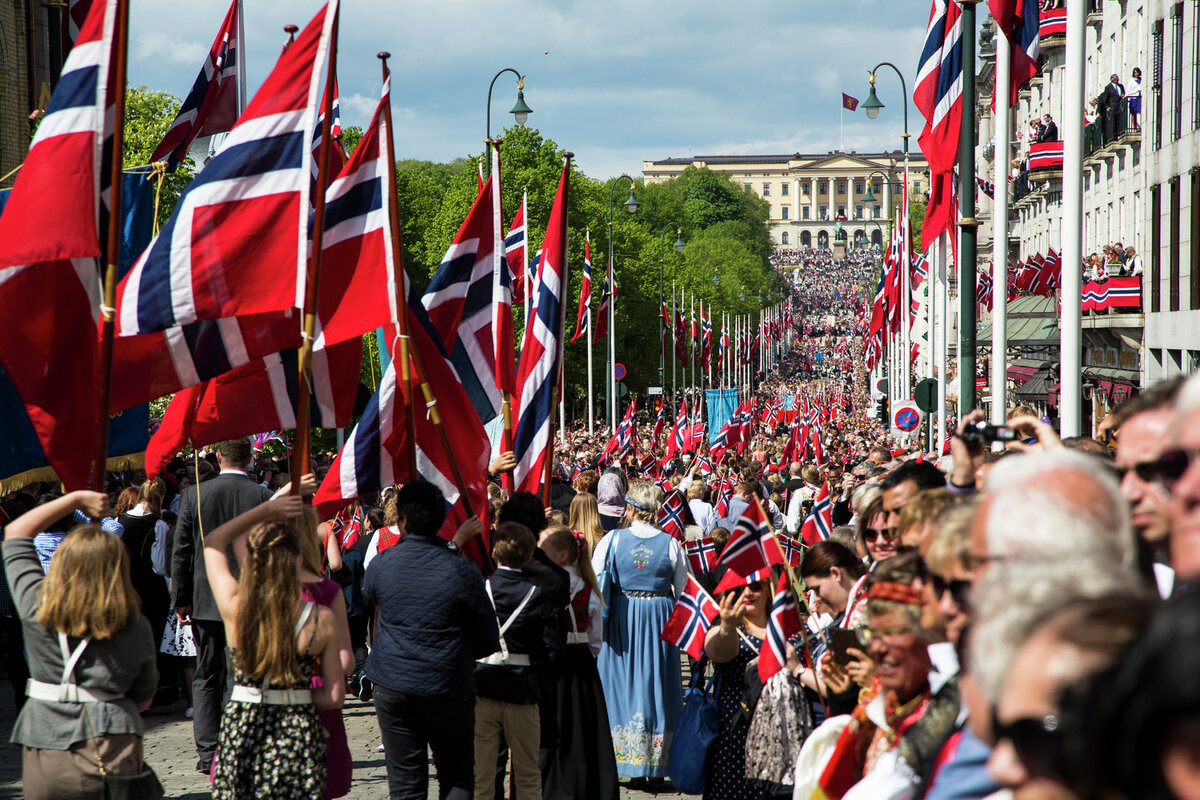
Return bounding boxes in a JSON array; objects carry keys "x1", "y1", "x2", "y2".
[
  {"x1": 293, "y1": 7, "x2": 339, "y2": 489},
  {"x1": 92, "y1": 0, "x2": 132, "y2": 490},
  {"x1": 376, "y1": 55, "x2": 475, "y2": 525},
  {"x1": 377, "y1": 54, "x2": 417, "y2": 475}
]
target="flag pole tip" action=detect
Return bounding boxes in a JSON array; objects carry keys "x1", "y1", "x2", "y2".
[
  {"x1": 377, "y1": 51, "x2": 391, "y2": 60},
  {"x1": 283, "y1": 23, "x2": 299, "y2": 34}
]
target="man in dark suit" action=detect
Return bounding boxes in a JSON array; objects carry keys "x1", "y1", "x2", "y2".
[
  {"x1": 1101, "y1": 74, "x2": 1125, "y2": 142},
  {"x1": 171, "y1": 437, "x2": 272, "y2": 773},
  {"x1": 1039, "y1": 113, "x2": 1059, "y2": 142}
]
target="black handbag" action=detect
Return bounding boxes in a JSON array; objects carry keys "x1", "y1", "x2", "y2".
[{"x1": 99, "y1": 768, "x2": 165, "y2": 800}]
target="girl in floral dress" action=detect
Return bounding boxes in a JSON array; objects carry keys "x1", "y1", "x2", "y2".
[{"x1": 202, "y1": 487, "x2": 346, "y2": 799}]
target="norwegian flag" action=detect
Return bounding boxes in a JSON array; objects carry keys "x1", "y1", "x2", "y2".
[
  {"x1": 659, "y1": 575, "x2": 720, "y2": 660},
  {"x1": 977, "y1": 270, "x2": 994, "y2": 311},
  {"x1": 714, "y1": 567, "x2": 771, "y2": 594},
  {"x1": 505, "y1": 190, "x2": 528, "y2": 308},
  {"x1": 314, "y1": 302, "x2": 492, "y2": 564},
  {"x1": 61, "y1": 0, "x2": 93, "y2": 57},
  {"x1": 149, "y1": 0, "x2": 241, "y2": 171},
  {"x1": 695, "y1": 453, "x2": 714, "y2": 476},
  {"x1": 800, "y1": 483, "x2": 833, "y2": 545},
  {"x1": 990, "y1": 0, "x2": 1040, "y2": 109},
  {"x1": 512, "y1": 161, "x2": 571, "y2": 494},
  {"x1": 811, "y1": 428, "x2": 826, "y2": 468},
  {"x1": 701, "y1": 304, "x2": 713, "y2": 365},
  {"x1": 637, "y1": 454, "x2": 658, "y2": 479},
  {"x1": 779, "y1": 535, "x2": 805, "y2": 568},
  {"x1": 719, "y1": 500, "x2": 784, "y2": 577},
  {"x1": 976, "y1": 175, "x2": 995, "y2": 199},
  {"x1": 600, "y1": 399, "x2": 638, "y2": 463},
  {"x1": 714, "y1": 478, "x2": 734, "y2": 518},
  {"x1": 116, "y1": 3, "x2": 337, "y2": 338},
  {"x1": 144, "y1": 81, "x2": 396, "y2": 478},
  {"x1": 0, "y1": 0, "x2": 119, "y2": 489},
  {"x1": 570, "y1": 230, "x2": 592, "y2": 344},
  {"x1": 658, "y1": 490, "x2": 688, "y2": 541},
  {"x1": 910, "y1": 252, "x2": 930, "y2": 289},
  {"x1": 420, "y1": 153, "x2": 510, "y2": 425},
  {"x1": 660, "y1": 298, "x2": 672, "y2": 362},
  {"x1": 685, "y1": 536, "x2": 719, "y2": 575},
  {"x1": 340, "y1": 508, "x2": 364, "y2": 549},
  {"x1": 666, "y1": 400, "x2": 689, "y2": 459},
  {"x1": 759, "y1": 581, "x2": 803, "y2": 682},
  {"x1": 593, "y1": 266, "x2": 612, "y2": 343},
  {"x1": 311, "y1": 75, "x2": 347, "y2": 187},
  {"x1": 651, "y1": 404, "x2": 665, "y2": 448},
  {"x1": 913, "y1": 0, "x2": 963, "y2": 174},
  {"x1": 488, "y1": 148, "x2": 515, "y2": 398}
]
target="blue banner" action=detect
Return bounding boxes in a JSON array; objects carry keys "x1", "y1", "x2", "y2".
[
  {"x1": 0, "y1": 174, "x2": 155, "y2": 488},
  {"x1": 706, "y1": 388, "x2": 740, "y2": 436}
]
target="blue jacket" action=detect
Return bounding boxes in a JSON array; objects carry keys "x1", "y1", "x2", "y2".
[{"x1": 364, "y1": 534, "x2": 499, "y2": 700}]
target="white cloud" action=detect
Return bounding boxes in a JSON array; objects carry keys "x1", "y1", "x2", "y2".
[{"x1": 134, "y1": 32, "x2": 209, "y2": 67}]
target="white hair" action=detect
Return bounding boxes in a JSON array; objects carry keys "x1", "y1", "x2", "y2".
[
  {"x1": 983, "y1": 449, "x2": 1135, "y2": 568},
  {"x1": 1175, "y1": 371, "x2": 1200, "y2": 419},
  {"x1": 969, "y1": 555, "x2": 1143, "y2": 704}
]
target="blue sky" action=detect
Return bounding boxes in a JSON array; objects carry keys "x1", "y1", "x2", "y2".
[{"x1": 128, "y1": 0, "x2": 929, "y2": 179}]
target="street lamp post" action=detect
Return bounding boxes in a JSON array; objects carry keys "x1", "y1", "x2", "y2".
[
  {"x1": 659, "y1": 224, "x2": 685, "y2": 408},
  {"x1": 485, "y1": 68, "x2": 532, "y2": 175},
  {"x1": 864, "y1": 61, "x2": 913, "y2": 402},
  {"x1": 607, "y1": 175, "x2": 639, "y2": 430}
]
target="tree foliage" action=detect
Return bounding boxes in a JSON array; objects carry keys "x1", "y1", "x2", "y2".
[{"x1": 123, "y1": 85, "x2": 195, "y2": 229}]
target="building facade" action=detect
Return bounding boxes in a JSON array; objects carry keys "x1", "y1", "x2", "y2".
[
  {"x1": 972, "y1": 0, "x2": 1199, "y2": 429},
  {"x1": 642, "y1": 150, "x2": 929, "y2": 249},
  {"x1": 0, "y1": 1, "x2": 70, "y2": 181}
]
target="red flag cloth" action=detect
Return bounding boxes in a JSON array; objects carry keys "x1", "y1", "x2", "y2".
[
  {"x1": 842, "y1": 93, "x2": 859, "y2": 112},
  {"x1": 684, "y1": 536, "x2": 719, "y2": 575},
  {"x1": 149, "y1": 0, "x2": 240, "y2": 170},
  {"x1": 659, "y1": 575, "x2": 720, "y2": 660},
  {"x1": 657, "y1": 490, "x2": 688, "y2": 541},
  {"x1": 714, "y1": 567, "x2": 771, "y2": 595},
  {"x1": 570, "y1": 233, "x2": 592, "y2": 344},
  {"x1": 718, "y1": 501, "x2": 784, "y2": 577},
  {"x1": 759, "y1": 580, "x2": 803, "y2": 681},
  {"x1": 922, "y1": 171, "x2": 957, "y2": 249},
  {"x1": 0, "y1": 0, "x2": 114, "y2": 489}
]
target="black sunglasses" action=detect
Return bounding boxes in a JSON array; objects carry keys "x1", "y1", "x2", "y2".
[
  {"x1": 929, "y1": 574, "x2": 972, "y2": 608},
  {"x1": 1111, "y1": 458, "x2": 1161, "y2": 484},
  {"x1": 991, "y1": 712, "x2": 1069, "y2": 780},
  {"x1": 1150, "y1": 447, "x2": 1200, "y2": 491}
]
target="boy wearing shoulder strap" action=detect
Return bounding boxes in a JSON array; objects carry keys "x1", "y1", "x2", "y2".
[{"x1": 473, "y1": 523, "x2": 562, "y2": 800}]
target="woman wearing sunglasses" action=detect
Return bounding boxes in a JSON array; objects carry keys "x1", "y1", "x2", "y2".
[{"x1": 855, "y1": 495, "x2": 896, "y2": 565}]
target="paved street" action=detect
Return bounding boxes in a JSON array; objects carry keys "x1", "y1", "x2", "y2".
[{"x1": 0, "y1": 687, "x2": 698, "y2": 799}]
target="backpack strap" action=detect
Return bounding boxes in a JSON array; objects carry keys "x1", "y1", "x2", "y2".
[{"x1": 484, "y1": 580, "x2": 538, "y2": 662}]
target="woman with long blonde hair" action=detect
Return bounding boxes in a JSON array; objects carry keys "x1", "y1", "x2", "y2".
[
  {"x1": 4, "y1": 491, "x2": 159, "y2": 799},
  {"x1": 203, "y1": 483, "x2": 345, "y2": 798},
  {"x1": 569, "y1": 492, "x2": 605, "y2": 554}
]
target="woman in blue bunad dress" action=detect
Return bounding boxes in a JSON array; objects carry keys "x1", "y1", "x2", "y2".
[{"x1": 591, "y1": 481, "x2": 689, "y2": 787}]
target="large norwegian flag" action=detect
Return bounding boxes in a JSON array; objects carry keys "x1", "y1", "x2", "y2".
[
  {"x1": 143, "y1": 81, "x2": 398, "y2": 476},
  {"x1": 914, "y1": 0, "x2": 964, "y2": 175},
  {"x1": 666, "y1": 400, "x2": 689, "y2": 459},
  {"x1": 422, "y1": 158, "x2": 510, "y2": 425},
  {"x1": 570, "y1": 231, "x2": 592, "y2": 343},
  {"x1": 990, "y1": 0, "x2": 1040, "y2": 109},
  {"x1": 311, "y1": 76, "x2": 347, "y2": 186},
  {"x1": 718, "y1": 500, "x2": 785, "y2": 577},
  {"x1": 512, "y1": 161, "x2": 570, "y2": 494},
  {"x1": 0, "y1": 0, "x2": 117, "y2": 489},
  {"x1": 659, "y1": 575, "x2": 720, "y2": 660},
  {"x1": 800, "y1": 483, "x2": 833, "y2": 546},
  {"x1": 149, "y1": 0, "x2": 241, "y2": 171},
  {"x1": 599, "y1": 399, "x2": 638, "y2": 464},
  {"x1": 116, "y1": 2, "x2": 337, "y2": 337},
  {"x1": 593, "y1": 267, "x2": 612, "y2": 343},
  {"x1": 759, "y1": 580, "x2": 803, "y2": 681}
]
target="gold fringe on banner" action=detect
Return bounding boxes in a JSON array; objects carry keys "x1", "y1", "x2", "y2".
[{"x1": 0, "y1": 452, "x2": 146, "y2": 496}]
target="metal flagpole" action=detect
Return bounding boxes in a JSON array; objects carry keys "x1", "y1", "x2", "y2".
[
  {"x1": 992, "y1": 35, "x2": 1011, "y2": 436},
  {"x1": 937, "y1": 233, "x2": 948, "y2": 455},
  {"x1": 1060, "y1": 0, "x2": 1085, "y2": 436},
  {"x1": 671, "y1": 282, "x2": 677, "y2": 410},
  {"x1": 608, "y1": 250, "x2": 616, "y2": 431},
  {"x1": 690, "y1": 292, "x2": 695, "y2": 402},
  {"x1": 586, "y1": 303, "x2": 593, "y2": 435}
]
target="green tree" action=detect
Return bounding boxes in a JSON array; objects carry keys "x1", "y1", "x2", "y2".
[{"x1": 123, "y1": 85, "x2": 195, "y2": 229}]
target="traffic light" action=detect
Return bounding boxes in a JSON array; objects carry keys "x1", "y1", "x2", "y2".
[
  {"x1": 654, "y1": 397, "x2": 662, "y2": 413},
  {"x1": 877, "y1": 397, "x2": 889, "y2": 425}
]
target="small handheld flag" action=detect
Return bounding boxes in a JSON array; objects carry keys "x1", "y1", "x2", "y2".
[{"x1": 660, "y1": 575, "x2": 721, "y2": 660}]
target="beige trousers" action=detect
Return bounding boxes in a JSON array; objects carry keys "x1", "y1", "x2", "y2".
[{"x1": 473, "y1": 697, "x2": 542, "y2": 800}]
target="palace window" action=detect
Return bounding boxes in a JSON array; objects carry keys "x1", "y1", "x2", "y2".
[
  {"x1": 781, "y1": 231, "x2": 789, "y2": 244},
  {"x1": 781, "y1": 206, "x2": 789, "y2": 220},
  {"x1": 836, "y1": 180, "x2": 846, "y2": 194},
  {"x1": 762, "y1": 182, "x2": 771, "y2": 195},
  {"x1": 802, "y1": 206, "x2": 811, "y2": 220},
  {"x1": 781, "y1": 182, "x2": 789, "y2": 196}
]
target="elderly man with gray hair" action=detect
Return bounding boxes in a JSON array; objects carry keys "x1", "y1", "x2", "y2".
[{"x1": 1162, "y1": 371, "x2": 1200, "y2": 583}]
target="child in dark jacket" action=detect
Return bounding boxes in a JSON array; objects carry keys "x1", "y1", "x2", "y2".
[{"x1": 473, "y1": 522, "x2": 563, "y2": 800}]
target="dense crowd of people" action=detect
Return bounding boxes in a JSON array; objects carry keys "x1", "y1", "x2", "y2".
[{"x1": 2, "y1": 246, "x2": 1199, "y2": 800}]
